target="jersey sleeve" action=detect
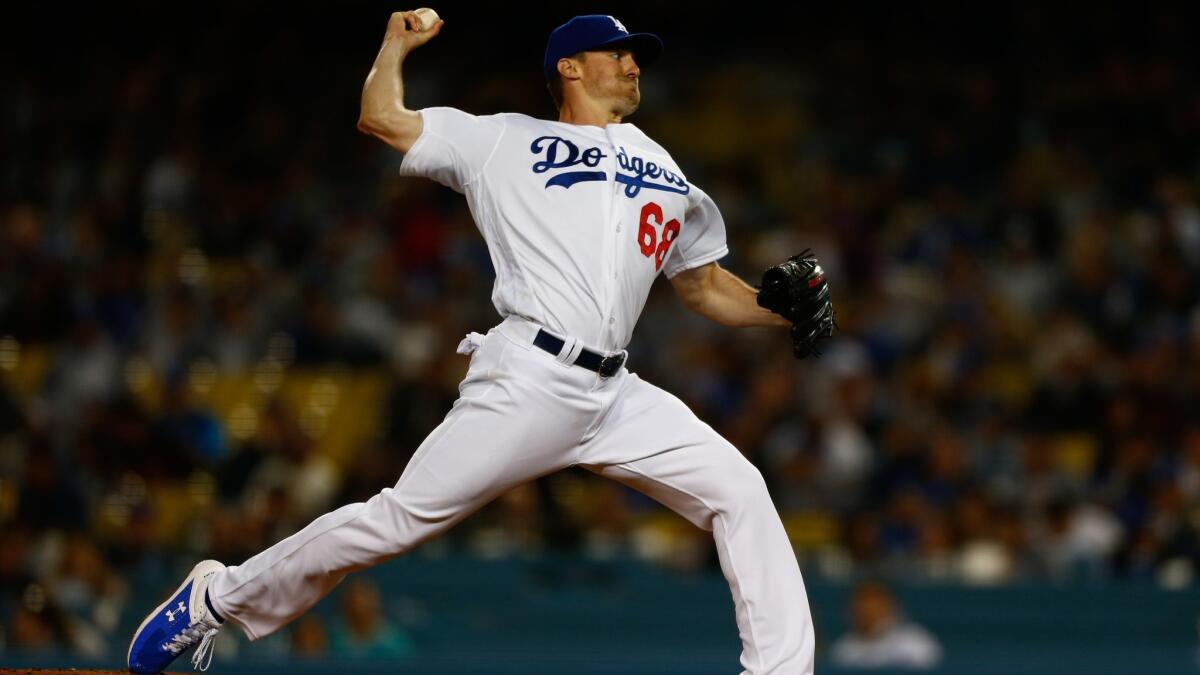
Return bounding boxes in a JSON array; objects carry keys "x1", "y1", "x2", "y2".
[
  {"x1": 398, "y1": 107, "x2": 506, "y2": 193},
  {"x1": 663, "y1": 185, "x2": 730, "y2": 279}
]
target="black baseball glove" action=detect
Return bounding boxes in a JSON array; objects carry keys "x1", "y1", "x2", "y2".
[{"x1": 756, "y1": 249, "x2": 836, "y2": 359}]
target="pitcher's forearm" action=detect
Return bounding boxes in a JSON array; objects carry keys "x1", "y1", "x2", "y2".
[
  {"x1": 672, "y1": 262, "x2": 791, "y2": 328},
  {"x1": 706, "y1": 268, "x2": 791, "y2": 328},
  {"x1": 359, "y1": 37, "x2": 410, "y2": 129}
]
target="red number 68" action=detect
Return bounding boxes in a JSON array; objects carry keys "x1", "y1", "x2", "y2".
[{"x1": 637, "y1": 202, "x2": 681, "y2": 271}]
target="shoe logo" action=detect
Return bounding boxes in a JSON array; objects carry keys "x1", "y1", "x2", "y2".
[{"x1": 166, "y1": 601, "x2": 187, "y2": 622}]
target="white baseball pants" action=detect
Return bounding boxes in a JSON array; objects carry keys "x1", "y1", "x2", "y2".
[{"x1": 207, "y1": 316, "x2": 815, "y2": 674}]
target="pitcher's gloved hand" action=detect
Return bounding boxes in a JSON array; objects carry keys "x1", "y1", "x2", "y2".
[{"x1": 756, "y1": 249, "x2": 836, "y2": 359}]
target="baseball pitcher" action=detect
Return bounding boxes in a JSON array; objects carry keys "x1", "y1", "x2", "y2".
[{"x1": 128, "y1": 11, "x2": 833, "y2": 674}]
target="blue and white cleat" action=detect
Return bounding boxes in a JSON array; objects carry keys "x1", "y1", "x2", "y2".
[{"x1": 128, "y1": 559, "x2": 227, "y2": 673}]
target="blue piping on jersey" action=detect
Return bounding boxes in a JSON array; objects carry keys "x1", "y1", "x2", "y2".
[{"x1": 545, "y1": 171, "x2": 608, "y2": 189}]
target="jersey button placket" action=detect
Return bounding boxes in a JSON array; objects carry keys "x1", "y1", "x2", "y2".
[{"x1": 603, "y1": 132, "x2": 622, "y2": 346}]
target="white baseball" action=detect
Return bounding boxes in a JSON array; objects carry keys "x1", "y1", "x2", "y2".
[{"x1": 414, "y1": 7, "x2": 439, "y2": 31}]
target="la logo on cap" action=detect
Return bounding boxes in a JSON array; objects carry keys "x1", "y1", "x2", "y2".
[{"x1": 609, "y1": 16, "x2": 628, "y2": 33}]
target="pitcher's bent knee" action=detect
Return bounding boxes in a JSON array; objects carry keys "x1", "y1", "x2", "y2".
[{"x1": 714, "y1": 461, "x2": 776, "y2": 520}]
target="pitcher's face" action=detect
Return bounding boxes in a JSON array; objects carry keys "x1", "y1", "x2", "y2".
[{"x1": 579, "y1": 49, "x2": 642, "y2": 117}]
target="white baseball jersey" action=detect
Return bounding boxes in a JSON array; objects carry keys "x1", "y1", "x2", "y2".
[{"x1": 399, "y1": 107, "x2": 729, "y2": 353}]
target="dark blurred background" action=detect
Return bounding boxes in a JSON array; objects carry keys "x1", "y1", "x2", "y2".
[{"x1": 3, "y1": 2, "x2": 1200, "y2": 673}]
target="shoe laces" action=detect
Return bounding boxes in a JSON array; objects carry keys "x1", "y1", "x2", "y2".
[
  {"x1": 160, "y1": 616, "x2": 220, "y2": 670},
  {"x1": 190, "y1": 627, "x2": 219, "y2": 671}
]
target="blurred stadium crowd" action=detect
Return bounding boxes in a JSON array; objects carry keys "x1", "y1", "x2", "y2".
[{"x1": 2, "y1": 1, "x2": 1199, "y2": 662}]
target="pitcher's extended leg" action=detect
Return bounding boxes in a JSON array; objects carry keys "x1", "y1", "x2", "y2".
[
  {"x1": 209, "y1": 336, "x2": 584, "y2": 639},
  {"x1": 581, "y1": 373, "x2": 815, "y2": 675}
]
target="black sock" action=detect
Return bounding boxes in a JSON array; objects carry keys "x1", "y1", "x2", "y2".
[{"x1": 205, "y1": 588, "x2": 225, "y2": 624}]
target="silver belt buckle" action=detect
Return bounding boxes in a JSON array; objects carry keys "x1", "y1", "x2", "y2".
[{"x1": 598, "y1": 353, "x2": 625, "y2": 378}]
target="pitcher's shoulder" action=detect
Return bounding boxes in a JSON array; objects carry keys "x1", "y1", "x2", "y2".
[{"x1": 501, "y1": 112, "x2": 562, "y2": 131}]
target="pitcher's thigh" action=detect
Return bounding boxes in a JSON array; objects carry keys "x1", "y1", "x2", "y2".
[
  {"x1": 389, "y1": 374, "x2": 584, "y2": 528},
  {"x1": 580, "y1": 374, "x2": 773, "y2": 530}
]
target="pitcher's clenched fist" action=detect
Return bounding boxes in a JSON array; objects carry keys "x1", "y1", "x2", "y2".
[{"x1": 385, "y1": 8, "x2": 443, "y2": 50}]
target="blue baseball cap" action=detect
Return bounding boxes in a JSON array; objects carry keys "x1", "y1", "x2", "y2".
[{"x1": 543, "y1": 15, "x2": 664, "y2": 82}]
